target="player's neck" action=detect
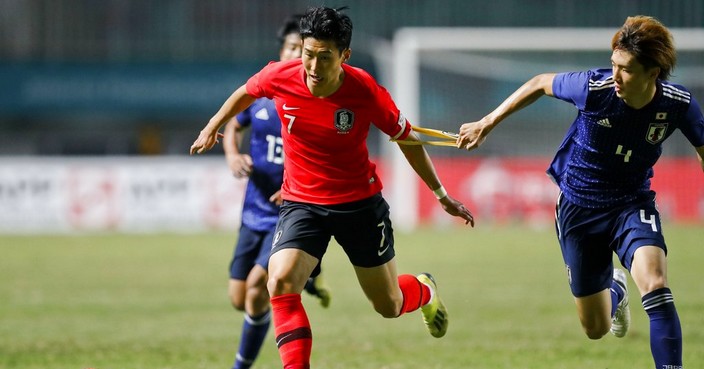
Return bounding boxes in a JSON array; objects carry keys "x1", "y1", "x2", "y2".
[
  {"x1": 623, "y1": 82, "x2": 657, "y2": 110},
  {"x1": 623, "y1": 81, "x2": 658, "y2": 110}
]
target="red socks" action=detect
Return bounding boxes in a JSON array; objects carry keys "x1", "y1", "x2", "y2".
[
  {"x1": 270, "y1": 294, "x2": 312, "y2": 369},
  {"x1": 270, "y1": 276, "x2": 429, "y2": 367},
  {"x1": 398, "y1": 274, "x2": 431, "y2": 315}
]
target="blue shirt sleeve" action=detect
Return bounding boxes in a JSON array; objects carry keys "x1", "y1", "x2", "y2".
[
  {"x1": 680, "y1": 96, "x2": 704, "y2": 147},
  {"x1": 236, "y1": 106, "x2": 252, "y2": 128},
  {"x1": 552, "y1": 71, "x2": 590, "y2": 110}
]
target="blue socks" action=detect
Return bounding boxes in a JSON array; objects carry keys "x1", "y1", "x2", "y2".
[
  {"x1": 609, "y1": 278, "x2": 626, "y2": 317},
  {"x1": 233, "y1": 310, "x2": 271, "y2": 369},
  {"x1": 642, "y1": 288, "x2": 682, "y2": 369}
]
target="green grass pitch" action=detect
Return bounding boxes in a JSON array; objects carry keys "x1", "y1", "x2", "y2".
[{"x1": 1, "y1": 224, "x2": 703, "y2": 369}]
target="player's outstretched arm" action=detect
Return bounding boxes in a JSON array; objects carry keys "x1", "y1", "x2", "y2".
[
  {"x1": 190, "y1": 85, "x2": 256, "y2": 155},
  {"x1": 397, "y1": 135, "x2": 474, "y2": 226},
  {"x1": 457, "y1": 73, "x2": 556, "y2": 151},
  {"x1": 223, "y1": 118, "x2": 253, "y2": 178}
]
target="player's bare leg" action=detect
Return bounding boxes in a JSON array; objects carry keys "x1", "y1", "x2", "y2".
[
  {"x1": 574, "y1": 289, "x2": 613, "y2": 339},
  {"x1": 354, "y1": 259, "x2": 404, "y2": 318},
  {"x1": 354, "y1": 259, "x2": 447, "y2": 337}
]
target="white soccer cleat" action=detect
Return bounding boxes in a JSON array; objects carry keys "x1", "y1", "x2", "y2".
[{"x1": 610, "y1": 268, "x2": 631, "y2": 338}]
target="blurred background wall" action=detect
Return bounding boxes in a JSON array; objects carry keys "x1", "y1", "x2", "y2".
[
  {"x1": 1, "y1": 0, "x2": 702, "y2": 156},
  {"x1": 0, "y1": 0, "x2": 702, "y2": 232}
]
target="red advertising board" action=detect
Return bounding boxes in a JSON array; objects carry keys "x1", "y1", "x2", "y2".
[{"x1": 409, "y1": 157, "x2": 703, "y2": 226}]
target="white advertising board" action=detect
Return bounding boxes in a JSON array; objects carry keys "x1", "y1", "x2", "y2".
[{"x1": 0, "y1": 157, "x2": 245, "y2": 233}]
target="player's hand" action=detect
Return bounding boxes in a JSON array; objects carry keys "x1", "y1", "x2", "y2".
[
  {"x1": 228, "y1": 154, "x2": 253, "y2": 178},
  {"x1": 439, "y1": 195, "x2": 474, "y2": 227},
  {"x1": 457, "y1": 119, "x2": 492, "y2": 151},
  {"x1": 190, "y1": 130, "x2": 224, "y2": 155},
  {"x1": 269, "y1": 190, "x2": 283, "y2": 206}
]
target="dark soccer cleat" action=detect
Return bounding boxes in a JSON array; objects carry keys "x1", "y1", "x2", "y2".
[{"x1": 303, "y1": 275, "x2": 331, "y2": 308}]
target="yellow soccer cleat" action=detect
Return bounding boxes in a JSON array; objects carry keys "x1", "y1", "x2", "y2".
[{"x1": 417, "y1": 273, "x2": 448, "y2": 338}]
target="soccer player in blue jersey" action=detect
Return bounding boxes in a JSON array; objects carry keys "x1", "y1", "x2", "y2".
[
  {"x1": 457, "y1": 16, "x2": 704, "y2": 368},
  {"x1": 222, "y1": 14, "x2": 330, "y2": 369}
]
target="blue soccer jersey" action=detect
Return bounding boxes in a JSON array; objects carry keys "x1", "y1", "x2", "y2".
[
  {"x1": 236, "y1": 98, "x2": 284, "y2": 231},
  {"x1": 548, "y1": 69, "x2": 704, "y2": 208}
]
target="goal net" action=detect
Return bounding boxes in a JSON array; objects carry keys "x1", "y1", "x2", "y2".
[{"x1": 380, "y1": 27, "x2": 704, "y2": 230}]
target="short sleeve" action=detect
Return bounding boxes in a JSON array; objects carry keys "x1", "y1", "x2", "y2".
[
  {"x1": 245, "y1": 62, "x2": 277, "y2": 99},
  {"x1": 680, "y1": 96, "x2": 704, "y2": 147},
  {"x1": 235, "y1": 106, "x2": 252, "y2": 128},
  {"x1": 371, "y1": 83, "x2": 411, "y2": 140},
  {"x1": 552, "y1": 71, "x2": 591, "y2": 110}
]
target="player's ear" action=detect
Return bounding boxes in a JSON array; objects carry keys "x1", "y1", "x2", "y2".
[
  {"x1": 648, "y1": 66, "x2": 661, "y2": 80},
  {"x1": 342, "y1": 48, "x2": 351, "y2": 63}
]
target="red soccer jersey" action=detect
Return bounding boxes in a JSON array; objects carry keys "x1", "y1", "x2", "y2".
[{"x1": 245, "y1": 59, "x2": 412, "y2": 205}]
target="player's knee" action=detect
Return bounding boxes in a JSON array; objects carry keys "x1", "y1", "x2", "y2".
[
  {"x1": 375, "y1": 305, "x2": 400, "y2": 318},
  {"x1": 229, "y1": 294, "x2": 245, "y2": 311},
  {"x1": 266, "y1": 273, "x2": 297, "y2": 296},
  {"x1": 584, "y1": 329, "x2": 608, "y2": 340},
  {"x1": 371, "y1": 298, "x2": 403, "y2": 318},
  {"x1": 228, "y1": 284, "x2": 246, "y2": 311},
  {"x1": 638, "y1": 275, "x2": 667, "y2": 295},
  {"x1": 247, "y1": 285, "x2": 270, "y2": 309},
  {"x1": 247, "y1": 271, "x2": 268, "y2": 292},
  {"x1": 582, "y1": 323, "x2": 609, "y2": 339}
]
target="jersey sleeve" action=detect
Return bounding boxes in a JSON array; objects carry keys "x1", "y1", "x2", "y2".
[
  {"x1": 235, "y1": 105, "x2": 252, "y2": 128},
  {"x1": 552, "y1": 71, "x2": 591, "y2": 110},
  {"x1": 245, "y1": 62, "x2": 277, "y2": 99},
  {"x1": 371, "y1": 83, "x2": 411, "y2": 141},
  {"x1": 680, "y1": 96, "x2": 704, "y2": 147}
]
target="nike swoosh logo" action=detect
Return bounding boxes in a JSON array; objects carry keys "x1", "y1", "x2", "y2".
[
  {"x1": 378, "y1": 245, "x2": 389, "y2": 256},
  {"x1": 276, "y1": 333, "x2": 292, "y2": 346},
  {"x1": 282, "y1": 104, "x2": 300, "y2": 111}
]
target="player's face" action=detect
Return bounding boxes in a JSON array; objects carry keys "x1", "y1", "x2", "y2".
[
  {"x1": 301, "y1": 37, "x2": 350, "y2": 97},
  {"x1": 611, "y1": 49, "x2": 659, "y2": 107},
  {"x1": 279, "y1": 33, "x2": 302, "y2": 61}
]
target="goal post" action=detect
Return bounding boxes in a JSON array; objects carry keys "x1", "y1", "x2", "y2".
[{"x1": 384, "y1": 27, "x2": 704, "y2": 230}]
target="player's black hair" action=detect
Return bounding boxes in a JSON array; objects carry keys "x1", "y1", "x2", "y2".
[
  {"x1": 299, "y1": 6, "x2": 352, "y2": 53},
  {"x1": 277, "y1": 14, "x2": 303, "y2": 47}
]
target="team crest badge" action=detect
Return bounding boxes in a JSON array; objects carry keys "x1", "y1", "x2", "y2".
[
  {"x1": 645, "y1": 123, "x2": 668, "y2": 144},
  {"x1": 334, "y1": 109, "x2": 354, "y2": 134}
]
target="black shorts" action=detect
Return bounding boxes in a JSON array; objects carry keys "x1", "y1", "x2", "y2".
[{"x1": 271, "y1": 193, "x2": 395, "y2": 271}]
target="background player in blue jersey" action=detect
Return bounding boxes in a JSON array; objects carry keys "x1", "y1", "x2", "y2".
[
  {"x1": 222, "y1": 14, "x2": 331, "y2": 369},
  {"x1": 457, "y1": 15, "x2": 704, "y2": 368}
]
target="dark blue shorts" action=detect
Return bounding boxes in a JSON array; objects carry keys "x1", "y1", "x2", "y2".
[
  {"x1": 271, "y1": 193, "x2": 395, "y2": 273},
  {"x1": 555, "y1": 192, "x2": 667, "y2": 297},
  {"x1": 229, "y1": 224, "x2": 276, "y2": 280}
]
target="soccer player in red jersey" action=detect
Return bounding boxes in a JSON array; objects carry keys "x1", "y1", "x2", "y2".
[
  {"x1": 192, "y1": 6, "x2": 474, "y2": 368},
  {"x1": 222, "y1": 14, "x2": 331, "y2": 369}
]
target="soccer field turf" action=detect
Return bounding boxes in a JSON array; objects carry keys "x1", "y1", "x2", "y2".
[{"x1": 1, "y1": 224, "x2": 702, "y2": 369}]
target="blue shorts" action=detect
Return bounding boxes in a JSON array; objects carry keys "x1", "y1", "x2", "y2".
[
  {"x1": 271, "y1": 193, "x2": 395, "y2": 275},
  {"x1": 555, "y1": 192, "x2": 667, "y2": 297},
  {"x1": 229, "y1": 224, "x2": 276, "y2": 280}
]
